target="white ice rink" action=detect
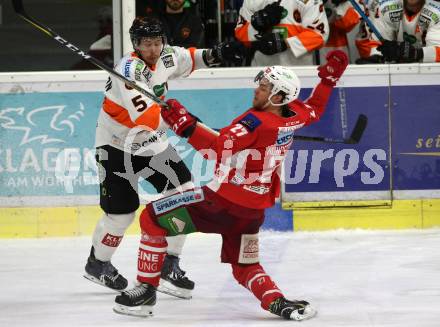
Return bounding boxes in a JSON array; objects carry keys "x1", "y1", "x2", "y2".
[{"x1": 1, "y1": 229, "x2": 440, "y2": 327}]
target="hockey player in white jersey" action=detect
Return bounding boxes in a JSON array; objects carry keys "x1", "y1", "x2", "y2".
[
  {"x1": 359, "y1": 0, "x2": 440, "y2": 63},
  {"x1": 235, "y1": 0, "x2": 329, "y2": 66},
  {"x1": 84, "y1": 16, "x2": 245, "y2": 299}
]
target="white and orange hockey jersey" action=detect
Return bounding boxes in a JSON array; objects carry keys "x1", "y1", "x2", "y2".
[
  {"x1": 95, "y1": 45, "x2": 208, "y2": 156},
  {"x1": 321, "y1": 0, "x2": 361, "y2": 62},
  {"x1": 363, "y1": 0, "x2": 440, "y2": 62},
  {"x1": 235, "y1": 0, "x2": 329, "y2": 66}
]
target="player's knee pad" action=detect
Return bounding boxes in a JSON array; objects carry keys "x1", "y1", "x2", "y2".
[
  {"x1": 139, "y1": 207, "x2": 167, "y2": 237},
  {"x1": 231, "y1": 263, "x2": 264, "y2": 287}
]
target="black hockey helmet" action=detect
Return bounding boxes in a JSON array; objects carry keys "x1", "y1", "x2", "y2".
[{"x1": 129, "y1": 16, "x2": 167, "y2": 49}]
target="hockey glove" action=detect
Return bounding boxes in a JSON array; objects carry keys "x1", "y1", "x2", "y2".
[
  {"x1": 208, "y1": 41, "x2": 246, "y2": 66},
  {"x1": 377, "y1": 40, "x2": 423, "y2": 63},
  {"x1": 331, "y1": 0, "x2": 348, "y2": 5},
  {"x1": 318, "y1": 50, "x2": 349, "y2": 86},
  {"x1": 161, "y1": 99, "x2": 196, "y2": 138},
  {"x1": 253, "y1": 32, "x2": 287, "y2": 55},
  {"x1": 251, "y1": 1, "x2": 285, "y2": 34},
  {"x1": 355, "y1": 55, "x2": 384, "y2": 64}
]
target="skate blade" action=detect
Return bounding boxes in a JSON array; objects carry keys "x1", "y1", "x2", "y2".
[
  {"x1": 290, "y1": 305, "x2": 317, "y2": 321},
  {"x1": 113, "y1": 303, "x2": 154, "y2": 317},
  {"x1": 157, "y1": 279, "x2": 192, "y2": 299},
  {"x1": 83, "y1": 273, "x2": 125, "y2": 292}
]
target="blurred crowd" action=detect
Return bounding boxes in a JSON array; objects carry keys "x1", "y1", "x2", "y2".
[{"x1": 82, "y1": 0, "x2": 440, "y2": 68}]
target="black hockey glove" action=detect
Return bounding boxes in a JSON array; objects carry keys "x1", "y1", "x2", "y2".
[
  {"x1": 208, "y1": 41, "x2": 246, "y2": 66},
  {"x1": 331, "y1": 0, "x2": 348, "y2": 6},
  {"x1": 355, "y1": 54, "x2": 384, "y2": 64},
  {"x1": 397, "y1": 40, "x2": 424, "y2": 63},
  {"x1": 377, "y1": 40, "x2": 423, "y2": 63},
  {"x1": 251, "y1": 1, "x2": 285, "y2": 34},
  {"x1": 253, "y1": 32, "x2": 287, "y2": 55}
]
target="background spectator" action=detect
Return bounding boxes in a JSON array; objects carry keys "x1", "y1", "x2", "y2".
[
  {"x1": 235, "y1": 0, "x2": 329, "y2": 66},
  {"x1": 356, "y1": 0, "x2": 440, "y2": 64},
  {"x1": 159, "y1": 0, "x2": 206, "y2": 48},
  {"x1": 321, "y1": 0, "x2": 361, "y2": 64}
]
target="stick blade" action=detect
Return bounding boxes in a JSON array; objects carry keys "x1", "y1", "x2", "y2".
[
  {"x1": 348, "y1": 114, "x2": 368, "y2": 144},
  {"x1": 12, "y1": 0, "x2": 25, "y2": 14}
]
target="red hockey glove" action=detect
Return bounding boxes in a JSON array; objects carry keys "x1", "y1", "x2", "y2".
[
  {"x1": 161, "y1": 99, "x2": 197, "y2": 138},
  {"x1": 318, "y1": 50, "x2": 349, "y2": 86}
]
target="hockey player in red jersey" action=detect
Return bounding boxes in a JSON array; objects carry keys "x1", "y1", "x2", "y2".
[{"x1": 113, "y1": 50, "x2": 349, "y2": 320}]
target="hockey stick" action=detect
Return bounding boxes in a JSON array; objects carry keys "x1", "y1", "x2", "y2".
[
  {"x1": 347, "y1": 0, "x2": 384, "y2": 41},
  {"x1": 292, "y1": 114, "x2": 368, "y2": 144},
  {"x1": 12, "y1": 0, "x2": 168, "y2": 108}
]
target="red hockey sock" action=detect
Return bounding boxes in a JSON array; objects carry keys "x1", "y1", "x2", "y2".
[
  {"x1": 232, "y1": 263, "x2": 284, "y2": 310},
  {"x1": 137, "y1": 208, "x2": 168, "y2": 287}
]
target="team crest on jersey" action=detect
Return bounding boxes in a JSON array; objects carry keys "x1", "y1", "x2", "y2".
[
  {"x1": 239, "y1": 113, "x2": 261, "y2": 132},
  {"x1": 162, "y1": 54, "x2": 175, "y2": 68}
]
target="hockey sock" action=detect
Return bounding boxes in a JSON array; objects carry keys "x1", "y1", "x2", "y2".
[
  {"x1": 165, "y1": 234, "x2": 187, "y2": 256},
  {"x1": 232, "y1": 263, "x2": 284, "y2": 310},
  {"x1": 92, "y1": 212, "x2": 135, "y2": 261},
  {"x1": 137, "y1": 208, "x2": 168, "y2": 287}
]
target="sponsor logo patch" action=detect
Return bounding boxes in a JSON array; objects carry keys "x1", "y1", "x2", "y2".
[
  {"x1": 239, "y1": 113, "x2": 261, "y2": 132},
  {"x1": 162, "y1": 54, "x2": 175, "y2": 68},
  {"x1": 239, "y1": 233, "x2": 259, "y2": 264},
  {"x1": 152, "y1": 189, "x2": 204, "y2": 214},
  {"x1": 124, "y1": 59, "x2": 133, "y2": 78},
  {"x1": 101, "y1": 233, "x2": 123, "y2": 247}
]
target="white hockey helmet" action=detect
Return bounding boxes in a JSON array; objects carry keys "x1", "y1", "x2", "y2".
[{"x1": 254, "y1": 66, "x2": 301, "y2": 106}]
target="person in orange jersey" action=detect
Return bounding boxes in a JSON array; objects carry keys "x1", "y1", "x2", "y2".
[{"x1": 235, "y1": 0, "x2": 329, "y2": 66}]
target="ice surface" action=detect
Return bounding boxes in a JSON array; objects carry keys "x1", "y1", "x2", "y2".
[{"x1": 1, "y1": 229, "x2": 439, "y2": 326}]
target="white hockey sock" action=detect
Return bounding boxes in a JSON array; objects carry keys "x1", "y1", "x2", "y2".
[
  {"x1": 165, "y1": 234, "x2": 187, "y2": 256},
  {"x1": 92, "y1": 212, "x2": 136, "y2": 261}
]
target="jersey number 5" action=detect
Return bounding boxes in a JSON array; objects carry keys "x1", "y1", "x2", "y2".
[{"x1": 131, "y1": 95, "x2": 148, "y2": 112}]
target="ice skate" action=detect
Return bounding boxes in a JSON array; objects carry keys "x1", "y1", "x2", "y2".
[
  {"x1": 157, "y1": 254, "x2": 194, "y2": 299},
  {"x1": 83, "y1": 247, "x2": 128, "y2": 291},
  {"x1": 113, "y1": 283, "x2": 156, "y2": 317},
  {"x1": 269, "y1": 297, "x2": 317, "y2": 321}
]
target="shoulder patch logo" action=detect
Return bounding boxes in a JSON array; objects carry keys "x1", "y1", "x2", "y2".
[
  {"x1": 162, "y1": 54, "x2": 175, "y2": 68},
  {"x1": 238, "y1": 113, "x2": 261, "y2": 132}
]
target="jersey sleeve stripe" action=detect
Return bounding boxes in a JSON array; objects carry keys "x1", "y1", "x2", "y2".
[
  {"x1": 103, "y1": 97, "x2": 136, "y2": 128},
  {"x1": 235, "y1": 21, "x2": 252, "y2": 44},
  {"x1": 188, "y1": 47, "x2": 196, "y2": 72},
  {"x1": 134, "y1": 104, "x2": 162, "y2": 130}
]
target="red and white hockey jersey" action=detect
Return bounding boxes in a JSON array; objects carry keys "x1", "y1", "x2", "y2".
[
  {"x1": 95, "y1": 45, "x2": 208, "y2": 155},
  {"x1": 235, "y1": 0, "x2": 329, "y2": 66},
  {"x1": 188, "y1": 81, "x2": 333, "y2": 209},
  {"x1": 364, "y1": 0, "x2": 440, "y2": 62}
]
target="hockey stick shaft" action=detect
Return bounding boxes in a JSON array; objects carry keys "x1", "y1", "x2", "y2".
[
  {"x1": 347, "y1": 0, "x2": 384, "y2": 42},
  {"x1": 292, "y1": 114, "x2": 368, "y2": 144},
  {"x1": 12, "y1": 0, "x2": 168, "y2": 108}
]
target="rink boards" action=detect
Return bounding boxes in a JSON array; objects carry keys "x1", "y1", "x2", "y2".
[{"x1": 0, "y1": 65, "x2": 439, "y2": 236}]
